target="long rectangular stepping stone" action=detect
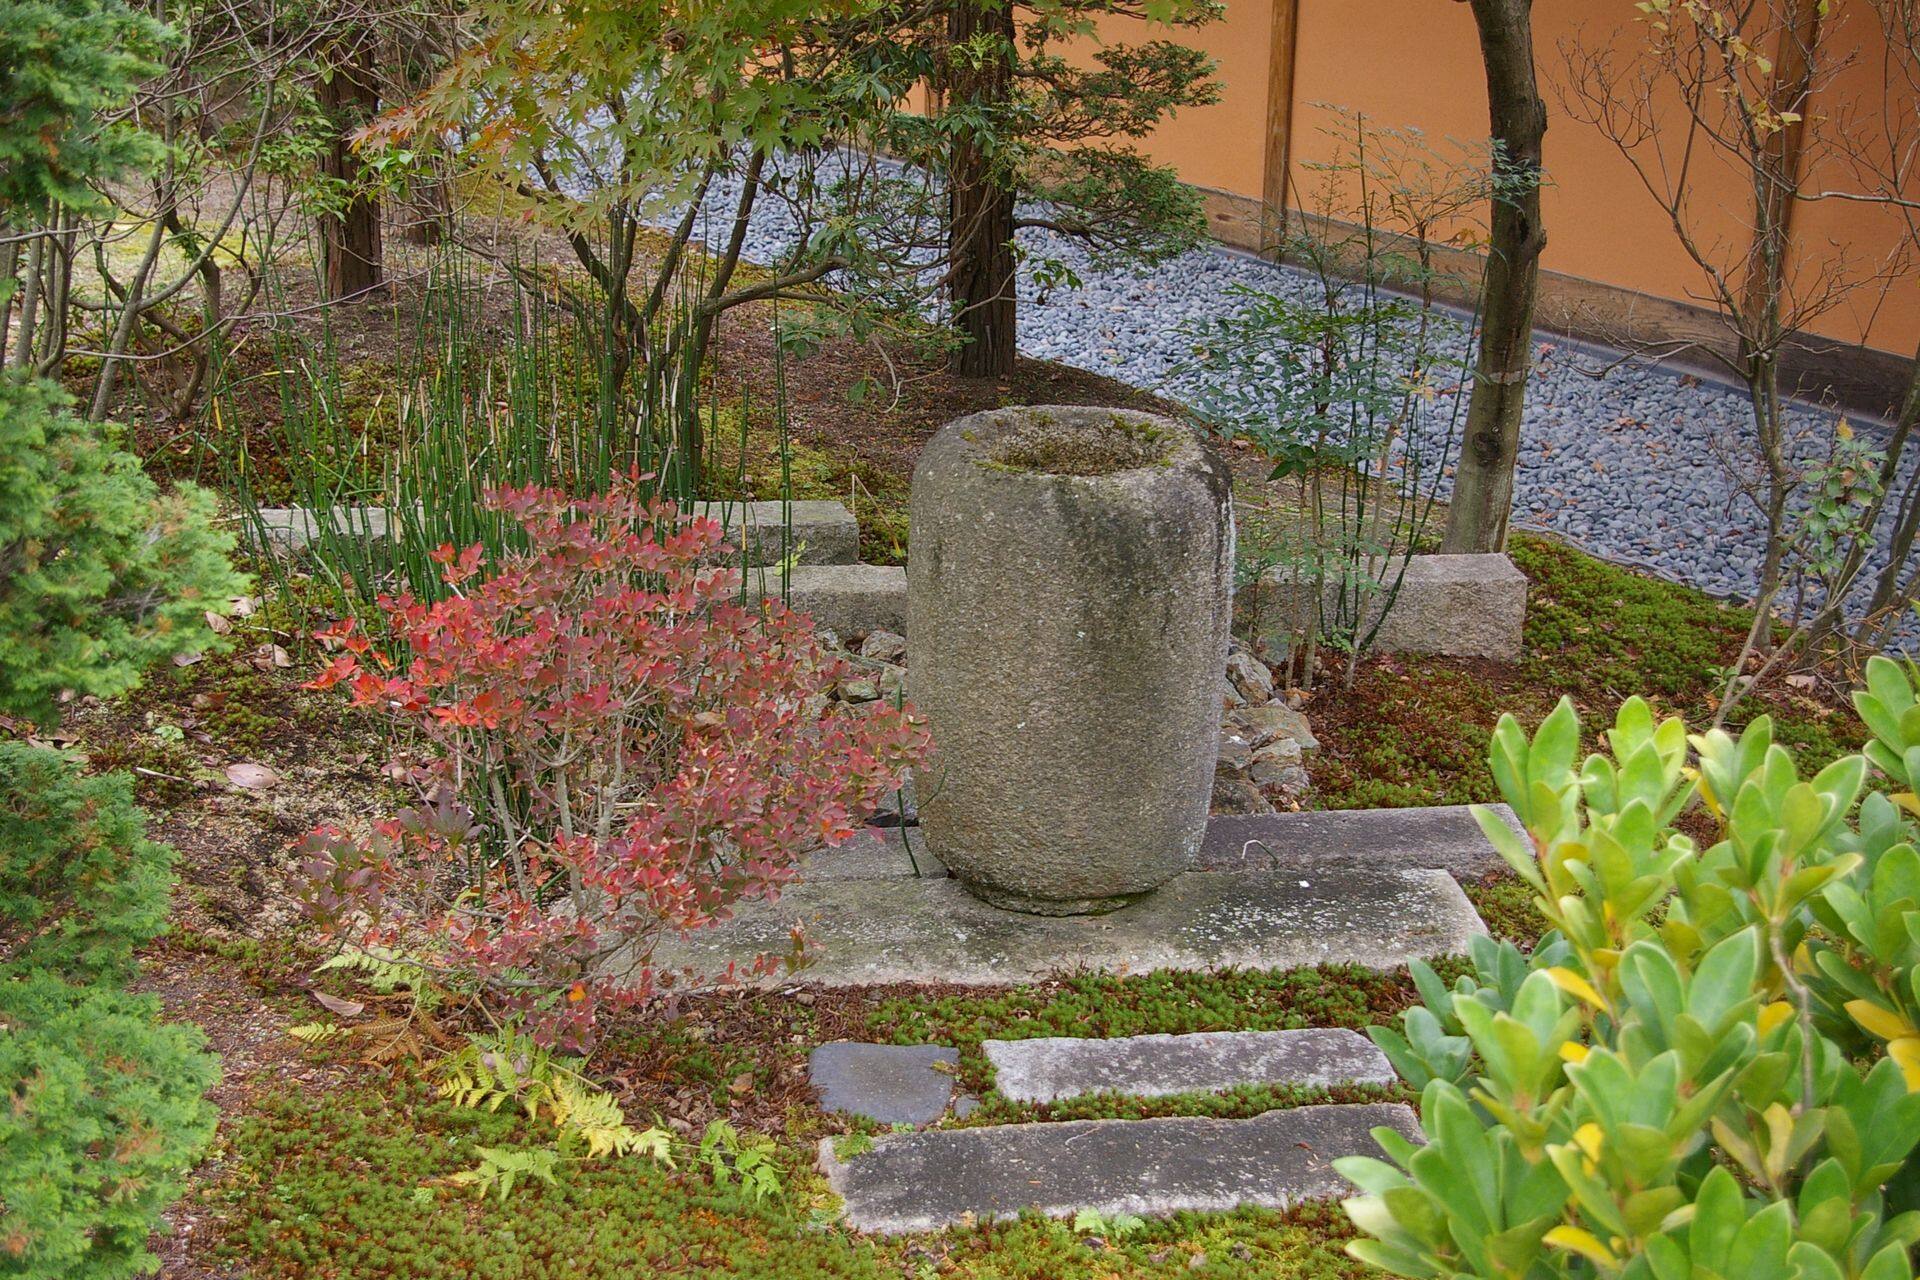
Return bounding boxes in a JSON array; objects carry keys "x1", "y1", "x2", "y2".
[
  {"x1": 818, "y1": 1102, "x2": 1419, "y2": 1233},
  {"x1": 1198, "y1": 804, "x2": 1526, "y2": 883},
  {"x1": 643, "y1": 866, "x2": 1484, "y2": 986},
  {"x1": 699, "y1": 499, "x2": 859, "y2": 566},
  {"x1": 254, "y1": 499, "x2": 858, "y2": 566},
  {"x1": 984, "y1": 1029, "x2": 1395, "y2": 1104}
]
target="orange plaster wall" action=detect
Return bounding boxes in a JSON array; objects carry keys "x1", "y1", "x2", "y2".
[
  {"x1": 1084, "y1": 2, "x2": 1273, "y2": 197},
  {"x1": 1786, "y1": 10, "x2": 1920, "y2": 353},
  {"x1": 1105, "y1": 0, "x2": 1915, "y2": 357}
]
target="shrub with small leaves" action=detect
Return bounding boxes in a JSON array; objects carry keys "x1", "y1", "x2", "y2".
[
  {"x1": 0, "y1": 745, "x2": 217, "y2": 1280},
  {"x1": 0, "y1": 376, "x2": 245, "y2": 725},
  {"x1": 0, "y1": 740, "x2": 175, "y2": 979},
  {"x1": 295, "y1": 477, "x2": 928, "y2": 1045},
  {"x1": 1340, "y1": 661, "x2": 1920, "y2": 1280},
  {"x1": 0, "y1": 969, "x2": 218, "y2": 1280}
]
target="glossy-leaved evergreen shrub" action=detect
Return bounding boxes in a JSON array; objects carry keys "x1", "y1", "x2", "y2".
[{"x1": 1343, "y1": 657, "x2": 1920, "y2": 1280}]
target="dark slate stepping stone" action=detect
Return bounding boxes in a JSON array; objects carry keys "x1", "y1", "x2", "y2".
[
  {"x1": 984, "y1": 1028, "x2": 1394, "y2": 1104},
  {"x1": 818, "y1": 1103, "x2": 1420, "y2": 1234},
  {"x1": 810, "y1": 1042, "x2": 958, "y2": 1125}
]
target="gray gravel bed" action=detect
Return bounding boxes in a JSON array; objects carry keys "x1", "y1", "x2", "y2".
[{"x1": 652, "y1": 155, "x2": 1916, "y2": 650}]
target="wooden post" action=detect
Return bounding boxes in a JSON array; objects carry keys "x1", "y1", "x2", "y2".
[{"x1": 1261, "y1": 0, "x2": 1303, "y2": 246}]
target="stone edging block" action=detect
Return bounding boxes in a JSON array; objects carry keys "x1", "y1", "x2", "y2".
[{"x1": 1247, "y1": 553, "x2": 1527, "y2": 661}]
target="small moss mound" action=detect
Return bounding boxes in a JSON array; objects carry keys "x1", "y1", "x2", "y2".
[{"x1": 986, "y1": 411, "x2": 1173, "y2": 476}]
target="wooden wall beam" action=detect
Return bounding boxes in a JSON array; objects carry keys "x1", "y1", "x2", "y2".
[{"x1": 1261, "y1": 0, "x2": 1303, "y2": 238}]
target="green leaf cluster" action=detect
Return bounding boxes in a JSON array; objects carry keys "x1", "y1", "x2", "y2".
[{"x1": 1342, "y1": 662, "x2": 1920, "y2": 1280}]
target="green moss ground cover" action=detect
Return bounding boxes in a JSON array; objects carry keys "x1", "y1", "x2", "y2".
[
  {"x1": 209, "y1": 1039, "x2": 1373, "y2": 1280},
  {"x1": 1309, "y1": 533, "x2": 1864, "y2": 810}
]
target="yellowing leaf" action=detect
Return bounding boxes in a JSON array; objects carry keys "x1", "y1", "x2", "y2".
[
  {"x1": 1890, "y1": 1038, "x2": 1920, "y2": 1091},
  {"x1": 1846, "y1": 998, "x2": 1917, "y2": 1042},
  {"x1": 1573, "y1": 1122, "x2": 1605, "y2": 1162},
  {"x1": 1545, "y1": 967, "x2": 1608, "y2": 1009},
  {"x1": 1545, "y1": 1226, "x2": 1620, "y2": 1267},
  {"x1": 1560, "y1": 1042, "x2": 1592, "y2": 1064},
  {"x1": 1758, "y1": 1001, "x2": 1795, "y2": 1035}
]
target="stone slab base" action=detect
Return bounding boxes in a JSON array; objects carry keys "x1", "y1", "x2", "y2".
[
  {"x1": 254, "y1": 499, "x2": 857, "y2": 567},
  {"x1": 819, "y1": 1103, "x2": 1420, "y2": 1233},
  {"x1": 800, "y1": 828, "x2": 947, "y2": 881},
  {"x1": 1198, "y1": 804, "x2": 1525, "y2": 883},
  {"x1": 983, "y1": 1028, "x2": 1395, "y2": 1104},
  {"x1": 1247, "y1": 553, "x2": 1528, "y2": 661},
  {"x1": 808, "y1": 804, "x2": 1517, "y2": 888},
  {"x1": 644, "y1": 866, "x2": 1484, "y2": 987}
]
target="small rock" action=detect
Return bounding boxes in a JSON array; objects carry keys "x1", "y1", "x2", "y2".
[
  {"x1": 1224, "y1": 652, "x2": 1275, "y2": 704},
  {"x1": 859, "y1": 629, "x2": 908, "y2": 664},
  {"x1": 1215, "y1": 726, "x2": 1255, "y2": 773},
  {"x1": 225, "y1": 762, "x2": 279, "y2": 790},
  {"x1": 1220, "y1": 677, "x2": 1246, "y2": 710},
  {"x1": 1237, "y1": 703, "x2": 1318, "y2": 751},
  {"x1": 1251, "y1": 738, "x2": 1302, "y2": 768},
  {"x1": 1251, "y1": 759, "x2": 1310, "y2": 797},
  {"x1": 838, "y1": 676, "x2": 881, "y2": 702},
  {"x1": 1210, "y1": 773, "x2": 1275, "y2": 815},
  {"x1": 817, "y1": 628, "x2": 846, "y2": 653}
]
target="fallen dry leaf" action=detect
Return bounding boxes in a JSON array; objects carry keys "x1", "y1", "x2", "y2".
[
  {"x1": 204, "y1": 610, "x2": 232, "y2": 635},
  {"x1": 311, "y1": 991, "x2": 366, "y2": 1017},
  {"x1": 225, "y1": 762, "x2": 280, "y2": 790}
]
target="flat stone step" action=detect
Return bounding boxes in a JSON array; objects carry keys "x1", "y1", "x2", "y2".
[
  {"x1": 800, "y1": 827, "x2": 946, "y2": 881},
  {"x1": 754, "y1": 563, "x2": 907, "y2": 638},
  {"x1": 819, "y1": 1103, "x2": 1419, "y2": 1234},
  {"x1": 699, "y1": 499, "x2": 859, "y2": 566},
  {"x1": 254, "y1": 499, "x2": 859, "y2": 566},
  {"x1": 810, "y1": 1043, "x2": 959, "y2": 1125},
  {"x1": 1198, "y1": 804, "x2": 1525, "y2": 883},
  {"x1": 984, "y1": 1028, "x2": 1395, "y2": 1104},
  {"x1": 644, "y1": 866, "x2": 1484, "y2": 986}
]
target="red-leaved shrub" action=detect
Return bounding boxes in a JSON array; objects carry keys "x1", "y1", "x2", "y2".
[{"x1": 295, "y1": 479, "x2": 927, "y2": 1045}]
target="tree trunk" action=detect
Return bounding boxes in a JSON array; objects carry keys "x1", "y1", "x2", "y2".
[
  {"x1": 946, "y1": 0, "x2": 1017, "y2": 379},
  {"x1": 1863, "y1": 349, "x2": 1920, "y2": 634},
  {"x1": 1440, "y1": 0, "x2": 1547, "y2": 554},
  {"x1": 317, "y1": 36, "x2": 383, "y2": 301}
]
